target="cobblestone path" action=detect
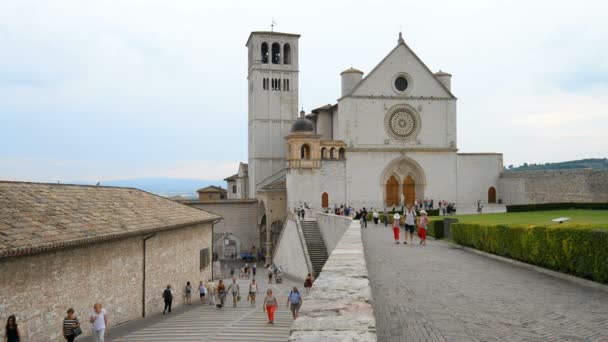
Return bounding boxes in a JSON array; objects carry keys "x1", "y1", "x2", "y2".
[
  {"x1": 362, "y1": 225, "x2": 608, "y2": 342},
  {"x1": 106, "y1": 277, "x2": 298, "y2": 342}
]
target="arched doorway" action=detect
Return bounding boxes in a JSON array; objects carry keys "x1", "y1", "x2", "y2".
[
  {"x1": 403, "y1": 176, "x2": 415, "y2": 205},
  {"x1": 488, "y1": 187, "x2": 497, "y2": 204},
  {"x1": 385, "y1": 175, "x2": 399, "y2": 206},
  {"x1": 321, "y1": 192, "x2": 329, "y2": 208}
]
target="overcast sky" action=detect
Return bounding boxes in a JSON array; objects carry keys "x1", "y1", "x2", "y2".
[{"x1": 1, "y1": 0, "x2": 607, "y2": 182}]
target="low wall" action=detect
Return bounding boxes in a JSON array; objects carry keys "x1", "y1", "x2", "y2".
[
  {"x1": 316, "y1": 213, "x2": 352, "y2": 254},
  {"x1": 290, "y1": 220, "x2": 377, "y2": 341},
  {"x1": 272, "y1": 219, "x2": 310, "y2": 281}
]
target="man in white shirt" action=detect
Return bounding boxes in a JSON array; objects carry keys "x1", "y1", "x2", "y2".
[
  {"x1": 404, "y1": 205, "x2": 417, "y2": 244},
  {"x1": 89, "y1": 303, "x2": 108, "y2": 342}
]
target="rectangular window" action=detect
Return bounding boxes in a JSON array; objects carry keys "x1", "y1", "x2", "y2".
[
  {"x1": 277, "y1": 78, "x2": 281, "y2": 91},
  {"x1": 200, "y1": 248, "x2": 210, "y2": 270}
]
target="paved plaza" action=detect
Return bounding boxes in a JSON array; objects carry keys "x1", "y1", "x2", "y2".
[
  {"x1": 362, "y1": 225, "x2": 608, "y2": 342},
  {"x1": 87, "y1": 276, "x2": 299, "y2": 342}
]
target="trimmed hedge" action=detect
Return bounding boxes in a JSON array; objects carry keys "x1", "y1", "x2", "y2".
[
  {"x1": 506, "y1": 202, "x2": 608, "y2": 212},
  {"x1": 452, "y1": 223, "x2": 608, "y2": 283},
  {"x1": 427, "y1": 220, "x2": 444, "y2": 239}
]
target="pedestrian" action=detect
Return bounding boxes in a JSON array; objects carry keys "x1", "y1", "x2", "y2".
[
  {"x1": 249, "y1": 278, "x2": 258, "y2": 306},
  {"x1": 162, "y1": 285, "x2": 173, "y2": 314},
  {"x1": 185, "y1": 281, "x2": 192, "y2": 305},
  {"x1": 392, "y1": 212, "x2": 401, "y2": 244},
  {"x1": 206, "y1": 279, "x2": 216, "y2": 306},
  {"x1": 372, "y1": 209, "x2": 379, "y2": 226},
  {"x1": 267, "y1": 265, "x2": 273, "y2": 284},
  {"x1": 198, "y1": 281, "x2": 207, "y2": 304},
  {"x1": 4, "y1": 315, "x2": 22, "y2": 342},
  {"x1": 62, "y1": 308, "x2": 81, "y2": 342},
  {"x1": 88, "y1": 303, "x2": 108, "y2": 342},
  {"x1": 418, "y1": 210, "x2": 428, "y2": 246},
  {"x1": 217, "y1": 279, "x2": 226, "y2": 309},
  {"x1": 252, "y1": 263, "x2": 257, "y2": 277},
  {"x1": 286, "y1": 287, "x2": 303, "y2": 320},
  {"x1": 361, "y1": 207, "x2": 368, "y2": 228},
  {"x1": 263, "y1": 289, "x2": 278, "y2": 324},
  {"x1": 404, "y1": 205, "x2": 417, "y2": 245},
  {"x1": 304, "y1": 273, "x2": 314, "y2": 293},
  {"x1": 477, "y1": 200, "x2": 483, "y2": 214},
  {"x1": 228, "y1": 278, "x2": 240, "y2": 307}
]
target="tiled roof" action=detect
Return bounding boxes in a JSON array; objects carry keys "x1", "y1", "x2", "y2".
[
  {"x1": 223, "y1": 174, "x2": 238, "y2": 181},
  {"x1": 196, "y1": 185, "x2": 226, "y2": 193},
  {"x1": 0, "y1": 181, "x2": 220, "y2": 259}
]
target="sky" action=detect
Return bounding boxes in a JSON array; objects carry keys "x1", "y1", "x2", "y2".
[{"x1": 1, "y1": 0, "x2": 607, "y2": 182}]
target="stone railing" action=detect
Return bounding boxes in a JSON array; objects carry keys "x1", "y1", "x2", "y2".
[
  {"x1": 289, "y1": 220, "x2": 377, "y2": 341},
  {"x1": 316, "y1": 213, "x2": 352, "y2": 254}
]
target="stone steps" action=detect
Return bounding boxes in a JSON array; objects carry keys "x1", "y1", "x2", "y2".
[{"x1": 300, "y1": 220, "x2": 328, "y2": 277}]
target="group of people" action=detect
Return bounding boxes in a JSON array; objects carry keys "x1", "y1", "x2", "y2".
[
  {"x1": 391, "y1": 205, "x2": 429, "y2": 246},
  {"x1": 438, "y1": 200, "x2": 457, "y2": 215}
]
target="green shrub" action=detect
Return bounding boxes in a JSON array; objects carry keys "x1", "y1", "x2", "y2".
[
  {"x1": 427, "y1": 220, "x2": 444, "y2": 239},
  {"x1": 507, "y1": 202, "x2": 608, "y2": 212},
  {"x1": 452, "y1": 223, "x2": 608, "y2": 283}
]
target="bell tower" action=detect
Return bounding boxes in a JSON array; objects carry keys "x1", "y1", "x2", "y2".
[{"x1": 246, "y1": 31, "x2": 300, "y2": 197}]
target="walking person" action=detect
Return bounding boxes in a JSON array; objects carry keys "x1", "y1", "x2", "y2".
[
  {"x1": 249, "y1": 278, "x2": 258, "y2": 306},
  {"x1": 252, "y1": 263, "x2": 257, "y2": 277},
  {"x1": 63, "y1": 308, "x2": 81, "y2": 342},
  {"x1": 263, "y1": 289, "x2": 278, "y2": 324},
  {"x1": 267, "y1": 265, "x2": 273, "y2": 284},
  {"x1": 206, "y1": 279, "x2": 216, "y2": 306},
  {"x1": 418, "y1": 210, "x2": 428, "y2": 246},
  {"x1": 372, "y1": 209, "x2": 379, "y2": 226},
  {"x1": 217, "y1": 279, "x2": 226, "y2": 309},
  {"x1": 362, "y1": 207, "x2": 368, "y2": 228},
  {"x1": 89, "y1": 303, "x2": 108, "y2": 342},
  {"x1": 304, "y1": 273, "x2": 314, "y2": 293},
  {"x1": 185, "y1": 281, "x2": 192, "y2": 305},
  {"x1": 404, "y1": 205, "x2": 417, "y2": 245},
  {"x1": 392, "y1": 212, "x2": 401, "y2": 244},
  {"x1": 228, "y1": 278, "x2": 240, "y2": 307},
  {"x1": 162, "y1": 285, "x2": 173, "y2": 314},
  {"x1": 286, "y1": 287, "x2": 303, "y2": 320},
  {"x1": 4, "y1": 315, "x2": 22, "y2": 342},
  {"x1": 198, "y1": 281, "x2": 207, "y2": 304}
]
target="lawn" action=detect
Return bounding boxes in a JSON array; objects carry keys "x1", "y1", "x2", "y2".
[{"x1": 433, "y1": 209, "x2": 608, "y2": 227}]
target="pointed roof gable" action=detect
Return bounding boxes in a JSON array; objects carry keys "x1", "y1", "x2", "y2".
[{"x1": 343, "y1": 40, "x2": 456, "y2": 100}]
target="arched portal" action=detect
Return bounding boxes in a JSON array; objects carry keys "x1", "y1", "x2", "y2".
[
  {"x1": 403, "y1": 176, "x2": 415, "y2": 205},
  {"x1": 321, "y1": 192, "x2": 329, "y2": 208},
  {"x1": 488, "y1": 186, "x2": 497, "y2": 204},
  {"x1": 385, "y1": 175, "x2": 399, "y2": 206}
]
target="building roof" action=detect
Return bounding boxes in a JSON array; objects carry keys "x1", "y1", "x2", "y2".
[
  {"x1": 245, "y1": 31, "x2": 301, "y2": 46},
  {"x1": 196, "y1": 185, "x2": 227, "y2": 193},
  {"x1": 340, "y1": 67, "x2": 364, "y2": 75},
  {"x1": 223, "y1": 174, "x2": 238, "y2": 182},
  {"x1": 291, "y1": 117, "x2": 315, "y2": 132},
  {"x1": 0, "y1": 181, "x2": 220, "y2": 259}
]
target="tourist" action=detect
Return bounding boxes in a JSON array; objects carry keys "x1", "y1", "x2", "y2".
[
  {"x1": 361, "y1": 207, "x2": 368, "y2": 228},
  {"x1": 199, "y1": 281, "x2": 207, "y2": 304},
  {"x1": 249, "y1": 278, "x2": 258, "y2": 306},
  {"x1": 4, "y1": 315, "x2": 22, "y2": 342},
  {"x1": 217, "y1": 279, "x2": 226, "y2": 309},
  {"x1": 62, "y1": 308, "x2": 81, "y2": 342},
  {"x1": 372, "y1": 209, "x2": 379, "y2": 226},
  {"x1": 404, "y1": 205, "x2": 417, "y2": 245},
  {"x1": 477, "y1": 200, "x2": 483, "y2": 214},
  {"x1": 267, "y1": 265, "x2": 273, "y2": 284},
  {"x1": 185, "y1": 281, "x2": 192, "y2": 305},
  {"x1": 304, "y1": 273, "x2": 314, "y2": 293},
  {"x1": 89, "y1": 303, "x2": 108, "y2": 342},
  {"x1": 418, "y1": 210, "x2": 428, "y2": 246},
  {"x1": 206, "y1": 279, "x2": 216, "y2": 306},
  {"x1": 228, "y1": 278, "x2": 240, "y2": 307},
  {"x1": 162, "y1": 285, "x2": 173, "y2": 314},
  {"x1": 286, "y1": 287, "x2": 303, "y2": 320},
  {"x1": 392, "y1": 212, "x2": 401, "y2": 244},
  {"x1": 263, "y1": 289, "x2": 278, "y2": 324},
  {"x1": 253, "y1": 263, "x2": 257, "y2": 277}
]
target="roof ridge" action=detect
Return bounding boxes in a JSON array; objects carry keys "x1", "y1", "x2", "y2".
[{"x1": 0, "y1": 180, "x2": 139, "y2": 191}]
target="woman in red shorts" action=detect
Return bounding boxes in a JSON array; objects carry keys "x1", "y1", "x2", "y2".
[
  {"x1": 418, "y1": 210, "x2": 428, "y2": 246},
  {"x1": 392, "y1": 212, "x2": 401, "y2": 244}
]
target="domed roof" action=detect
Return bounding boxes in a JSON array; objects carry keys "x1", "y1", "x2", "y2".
[
  {"x1": 340, "y1": 67, "x2": 364, "y2": 75},
  {"x1": 291, "y1": 117, "x2": 314, "y2": 132}
]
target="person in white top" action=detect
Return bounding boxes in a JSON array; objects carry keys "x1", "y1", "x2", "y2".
[
  {"x1": 404, "y1": 205, "x2": 417, "y2": 244},
  {"x1": 248, "y1": 278, "x2": 258, "y2": 306},
  {"x1": 372, "y1": 209, "x2": 379, "y2": 226},
  {"x1": 89, "y1": 303, "x2": 108, "y2": 342},
  {"x1": 392, "y1": 212, "x2": 401, "y2": 244}
]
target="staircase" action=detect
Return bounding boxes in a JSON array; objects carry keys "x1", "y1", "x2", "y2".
[{"x1": 300, "y1": 220, "x2": 329, "y2": 277}]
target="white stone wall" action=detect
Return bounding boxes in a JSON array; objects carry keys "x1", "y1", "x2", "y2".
[
  {"x1": 272, "y1": 219, "x2": 309, "y2": 280},
  {"x1": 287, "y1": 160, "x2": 347, "y2": 211},
  {"x1": 456, "y1": 153, "x2": 503, "y2": 204},
  {"x1": 315, "y1": 213, "x2": 352, "y2": 254}
]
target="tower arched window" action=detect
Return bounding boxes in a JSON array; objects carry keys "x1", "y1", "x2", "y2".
[
  {"x1": 338, "y1": 148, "x2": 346, "y2": 160},
  {"x1": 283, "y1": 43, "x2": 291, "y2": 64},
  {"x1": 261, "y1": 42, "x2": 269, "y2": 64},
  {"x1": 271, "y1": 42, "x2": 281, "y2": 64},
  {"x1": 321, "y1": 147, "x2": 327, "y2": 159},
  {"x1": 330, "y1": 148, "x2": 336, "y2": 159},
  {"x1": 301, "y1": 144, "x2": 311, "y2": 160}
]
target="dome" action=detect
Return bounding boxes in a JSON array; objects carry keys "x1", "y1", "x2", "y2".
[
  {"x1": 291, "y1": 117, "x2": 314, "y2": 132},
  {"x1": 340, "y1": 67, "x2": 364, "y2": 75}
]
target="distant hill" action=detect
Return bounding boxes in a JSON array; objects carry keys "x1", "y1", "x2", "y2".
[
  {"x1": 78, "y1": 178, "x2": 224, "y2": 198},
  {"x1": 505, "y1": 158, "x2": 608, "y2": 172}
]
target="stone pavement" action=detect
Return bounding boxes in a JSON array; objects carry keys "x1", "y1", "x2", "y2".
[
  {"x1": 94, "y1": 276, "x2": 299, "y2": 342},
  {"x1": 362, "y1": 224, "x2": 608, "y2": 342}
]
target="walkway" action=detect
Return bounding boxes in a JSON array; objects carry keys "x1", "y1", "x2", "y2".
[
  {"x1": 97, "y1": 277, "x2": 298, "y2": 342},
  {"x1": 362, "y1": 224, "x2": 608, "y2": 341}
]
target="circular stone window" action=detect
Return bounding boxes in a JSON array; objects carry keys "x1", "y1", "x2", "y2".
[
  {"x1": 394, "y1": 76, "x2": 408, "y2": 91},
  {"x1": 384, "y1": 104, "x2": 420, "y2": 141},
  {"x1": 391, "y1": 73, "x2": 412, "y2": 94}
]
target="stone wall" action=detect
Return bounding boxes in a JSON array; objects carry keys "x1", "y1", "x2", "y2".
[
  {"x1": 499, "y1": 169, "x2": 608, "y2": 205},
  {"x1": 315, "y1": 213, "x2": 352, "y2": 254},
  {"x1": 0, "y1": 222, "x2": 212, "y2": 342},
  {"x1": 290, "y1": 220, "x2": 376, "y2": 341},
  {"x1": 272, "y1": 219, "x2": 310, "y2": 281}
]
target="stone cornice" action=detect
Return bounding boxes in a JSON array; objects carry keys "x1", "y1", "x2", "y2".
[
  {"x1": 348, "y1": 147, "x2": 458, "y2": 153},
  {"x1": 339, "y1": 95, "x2": 455, "y2": 101}
]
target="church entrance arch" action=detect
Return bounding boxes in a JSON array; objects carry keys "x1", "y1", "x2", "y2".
[
  {"x1": 381, "y1": 156, "x2": 426, "y2": 207},
  {"x1": 321, "y1": 192, "x2": 329, "y2": 208},
  {"x1": 488, "y1": 187, "x2": 496, "y2": 204}
]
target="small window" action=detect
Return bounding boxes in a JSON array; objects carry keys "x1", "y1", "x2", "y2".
[
  {"x1": 232, "y1": 185, "x2": 237, "y2": 193},
  {"x1": 271, "y1": 42, "x2": 280, "y2": 64},
  {"x1": 277, "y1": 78, "x2": 281, "y2": 91},
  {"x1": 261, "y1": 43, "x2": 269, "y2": 64},
  {"x1": 394, "y1": 76, "x2": 408, "y2": 92},
  {"x1": 330, "y1": 148, "x2": 336, "y2": 159},
  {"x1": 301, "y1": 144, "x2": 311, "y2": 160},
  {"x1": 287, "y1": 79, "x2": 290, "y2": 91},
  {"x1": 200, "y1": 248, "x2": 210, "y2": 270},
  {"x1": 339, "y1": 148, "x2": 346, "y2": 160},
  {"x1": 283, "y1": 43, "x2": 291, "y2": 64}
]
